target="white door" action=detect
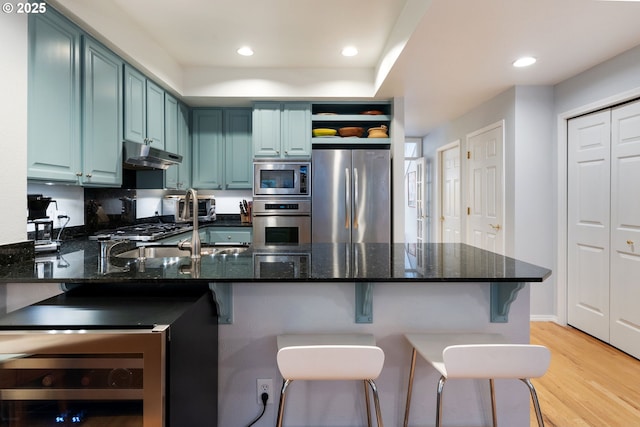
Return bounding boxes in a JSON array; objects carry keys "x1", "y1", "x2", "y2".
[
  {"x1": 440, "y1": 143, "x2": 461, "y2": 243},
  {"x1": 567, "y1": 110, "x2": 611, "y2": 342},
  {"x1": 416, "y1": 157, "x2": 427, "y2": 245},
  {"x1": 466, "y1": 122, "x2": 504, "y2": 254},
  {"x1": 610, "y1": 101, "x2": 640, "y2": 358}
]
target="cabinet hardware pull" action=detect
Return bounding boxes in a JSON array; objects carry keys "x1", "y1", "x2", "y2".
[
  {"x1": 76, "y1": 172, "x2": 83, "y2": 177},
  {"x1": 627, "y1": 240, "x2": 634, "y2": 245},
  {"x1": 86, "y1": 173, "x2": 92, "y2": 178}
]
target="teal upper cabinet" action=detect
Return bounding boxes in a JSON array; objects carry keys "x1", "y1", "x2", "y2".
[
  {"x1": 27, "y1": 10, "x2": 82, "y2": 183},
  {"x1": 123, "y1": 65, "x2": 145, "y2": 144},
  {"x1": 177, "y1": 103, "x2": 192, "y2": 190},
  {"x1": 146, "y1": 80, "x2": 165, "y2": 149},
  {"x1": 165, "y1": 98, "x2": 191, "y2": 190},
  {"x1": 124, "y1": 65, "x2": 165, "y2": 149},
  {"x1": 281, "y1": 103, "x2": 312, "y2": 157},
  {"x1": 253, "y1": 102, "x2": 311, "y2": 159},
  {"x1": 192, "y1": 108, "x2": 252, "y2": 190},
  {"x1": 82, "y1": 36, "x2": 123, "y2": 186},
  {"x1": 164, "y1": 94, "x2": 178, "y2": 189},
  {"x1": 28, "y1": 11, "x2": 122, "y2": 186},
  {"x1": 192, "y1": 109, "x2": 224, "y2": 189},
  {"x1": 225, "y1": 109, "x2": 253, "y2": 189}
]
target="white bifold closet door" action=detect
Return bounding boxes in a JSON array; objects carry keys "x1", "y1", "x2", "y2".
[
  {"x1": 609, "y1": 102, "x2": 640, "y2": 359},
  {"x1": 568, "y1": 100, "x2": 640, "y2": 359}
]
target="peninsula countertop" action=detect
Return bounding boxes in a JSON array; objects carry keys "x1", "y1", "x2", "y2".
[{"x1": 0, "y1": 239, "x2": 551, "y2": 284}]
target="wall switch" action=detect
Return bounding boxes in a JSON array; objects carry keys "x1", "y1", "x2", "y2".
[{"x1": 256, "y1": 378, "x2": 273, "y2": 405}]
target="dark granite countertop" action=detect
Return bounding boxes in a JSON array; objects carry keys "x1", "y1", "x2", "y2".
[{"x1": 0, "y1": 236, "x2": 551, "y2": 284}]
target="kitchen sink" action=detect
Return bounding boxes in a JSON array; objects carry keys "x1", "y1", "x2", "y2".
[{"x1": 114, "y1": 245, "x2": 248, "y2": 259}]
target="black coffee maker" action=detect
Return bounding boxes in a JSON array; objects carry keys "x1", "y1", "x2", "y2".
[{"x1": 27, "y1": 194, "x2": 59, "y2": 253}]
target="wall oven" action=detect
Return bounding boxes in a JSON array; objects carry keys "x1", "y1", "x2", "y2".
[
  {"x1": 253, "y1": 162, "x2": 310, "y2": 197},
  {"x1": 252, "y1": 199, "x2": 311, "y2": 246}
]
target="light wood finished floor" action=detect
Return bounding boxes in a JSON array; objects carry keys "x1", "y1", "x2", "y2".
[{"x1": 530, "y1": 322, "x2": 640, "y2": 427}]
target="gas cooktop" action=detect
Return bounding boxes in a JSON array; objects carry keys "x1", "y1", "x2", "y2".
[{"x1": 89, "y1": 222, "x2": 193, "y2": 242}]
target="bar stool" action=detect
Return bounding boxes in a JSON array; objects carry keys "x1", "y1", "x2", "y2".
[
  {"x1": 276, "y1": 333, "x2": 385, "y2": 427},
  {"x1": 403, "y1": 333, "x2": 550, "y2": 427}
]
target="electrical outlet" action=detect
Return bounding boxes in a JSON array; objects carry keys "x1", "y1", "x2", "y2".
[{"x1": 256, "y1": 378, "x2": 273, "y2": 405}]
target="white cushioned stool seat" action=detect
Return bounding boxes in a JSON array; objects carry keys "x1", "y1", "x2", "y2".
[
  {"x1": 403, "y1": 333, "x2": 550, "y2": 427},
  {"x1": 276, "y1": 333, "x2": 385, "y2": 427}
]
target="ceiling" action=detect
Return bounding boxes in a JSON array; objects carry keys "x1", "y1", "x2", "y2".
[{"x1": 54, "y1": 0, "x2": 640, "y2": 137}]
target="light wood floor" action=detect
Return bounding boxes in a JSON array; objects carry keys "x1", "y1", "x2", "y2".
[{"x1": 529, "y1": 322, "x2": 640, "y2": 427}]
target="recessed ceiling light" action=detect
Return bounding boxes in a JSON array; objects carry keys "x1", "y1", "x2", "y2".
[
  {"x1": 341, "y1": 46, "x2": 358, "y2": 57},
  {"x1": 513, "y1": 56, "x2": 537, "y2": 67},
  {"x1": 237, "y1": 46, "x2": 254, "y2": 57}
]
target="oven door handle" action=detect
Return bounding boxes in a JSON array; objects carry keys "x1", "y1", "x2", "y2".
[{"x1": 345, "y1": 168, "x2": 351, "y2": 229}]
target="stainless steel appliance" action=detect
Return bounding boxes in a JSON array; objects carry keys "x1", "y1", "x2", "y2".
[
  {"x1": 89, "y1": 222, "x2": 192, "y2": 242},
  {"x1": 253, "y1": 161, "x2": 310, "y2": 197},
  {"x1": 312, "y1": 149, "x2": 391, "y2": 243},
  {"x1": 123, "y1": 140, "x2": 182, "y2": 170},
  {"x1": 252, "y1": 199, "x2": 311, "y2": 246},
  {"x1": 162, "y1": 195, "x2": 216, "y2": 222},
  {"x1": 0, "y1": 287, "x2": 217, "y2": 427},
  {"x1": 27, "y1": 194, "x2": 60, "y2": 253},
  {"x1": 253, "y1": 253, "x2": 310, "y2": 279}
]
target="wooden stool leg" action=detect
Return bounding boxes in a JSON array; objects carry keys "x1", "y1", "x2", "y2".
[
  {"x1": 489, "y1": 379, "x2": 497, "y2": 427},
  {"x1": 276, "y1": 379, "x2": 292, "y2": 427},
  {"x1": 522, "y1": 378, "x2": 545, "y2": 427},
  {"x1": 403, "y1": 347, "x2": 418, "y2": 427}
]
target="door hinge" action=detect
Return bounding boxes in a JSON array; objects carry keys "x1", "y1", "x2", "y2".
[
  {"x1": 467, "y1": 151, "x2": 471, "y2": 159},
  {"x1": 467, "y1": 207, "x2": 471, "y2": 215}
]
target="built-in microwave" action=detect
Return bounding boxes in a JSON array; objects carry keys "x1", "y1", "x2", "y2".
[
  {"x1": 163, "y1": 195, "x2": 216, "y2": 222},
  {"x1": 253, "y1": 162, "x2": 310, "y2": 197}
]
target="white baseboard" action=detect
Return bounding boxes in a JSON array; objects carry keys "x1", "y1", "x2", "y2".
[{"x1": 530, "y1": 314, "x2": 559, "y2": 323}]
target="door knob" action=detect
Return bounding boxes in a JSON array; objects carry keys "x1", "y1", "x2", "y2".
[
  {"x1": 489, "y1": 223, "x2": 501, "y2": 231},
  {"x1": 627, "y1": 240, "x2": 634, "y2": 245}
]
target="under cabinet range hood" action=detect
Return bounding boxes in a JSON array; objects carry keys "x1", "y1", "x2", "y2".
[{"x1": 123, "y1": 141, "x2": 182, "y2": 170}]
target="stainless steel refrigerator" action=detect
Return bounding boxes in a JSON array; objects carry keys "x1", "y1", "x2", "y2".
[{"x1": 312, "y1": 149, "x2": 391, "y2": 243}]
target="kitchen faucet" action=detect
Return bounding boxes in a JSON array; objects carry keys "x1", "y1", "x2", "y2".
[{"x1": 178, "y1": 188, "x2": 201, "y2": 259}]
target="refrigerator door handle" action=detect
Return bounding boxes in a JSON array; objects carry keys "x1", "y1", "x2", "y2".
[
  {"x1": 353, "y1": 167, "x2": 359, "y2": 229},
  {"x1": 345, "y1": 167, "x2": 351, "y2": 229}
]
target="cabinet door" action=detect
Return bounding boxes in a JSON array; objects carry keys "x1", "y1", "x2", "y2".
[
  {"x1": 282, "y1": 102, "x2": 311, "y2": 158},
  {"x1": 225, "y1": 109, "x2": 253, "y2": 189},
  {"x1": 567, "y1": 110, "x2": 611, "y2": 342},
  {"x1": 164, "y1": 94, "x2": 179, "y2": 189},
  {"x1": 192, "y1": 109, "x2": 224, "y2": 189},
  {"x1": 27, "y1": 11, "x2": 81, "y2": 182},
  {"x1": 610, "y1": 101, "x2": 640, "y2": 360},
  {"x1": 177, "y1": 103, "x2": 192, "y2": 189},
  {"x1": 123, "y1": 64, "x2": 146, "y2": 144},
  {"x1": 146, "y1": 80, "x2": 165, "y2": 149},
  {"x1": 252, "y1": 102, "x2": 281, "y2": 158},
  {"x1": 82, "y1": 37, "x2": 123, "y2": 186}
]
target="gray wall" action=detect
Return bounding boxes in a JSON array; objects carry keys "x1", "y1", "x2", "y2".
[
  {"x1": 218, "y1": 281, "x2": 532, "y2": 427},
  {"x1": 422, "y1": 86, "x2": 557, "y2": 318},
  {"x1": 422, "y1": 44, "x2": 640, "y2": 320}
]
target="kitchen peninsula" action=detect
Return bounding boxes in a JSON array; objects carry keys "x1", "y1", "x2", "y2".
[{"x1": 0, "y1": 240, "x2": 550, "y2": 426}]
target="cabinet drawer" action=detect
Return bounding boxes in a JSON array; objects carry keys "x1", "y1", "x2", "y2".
[{"x1": 208, "y1": 229, "x2": 252, "y2": 244}]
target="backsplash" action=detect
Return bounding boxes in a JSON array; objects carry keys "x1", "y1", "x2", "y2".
[{"x1": 27, "y1": 183, "x2": 252, "y2": 236}]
